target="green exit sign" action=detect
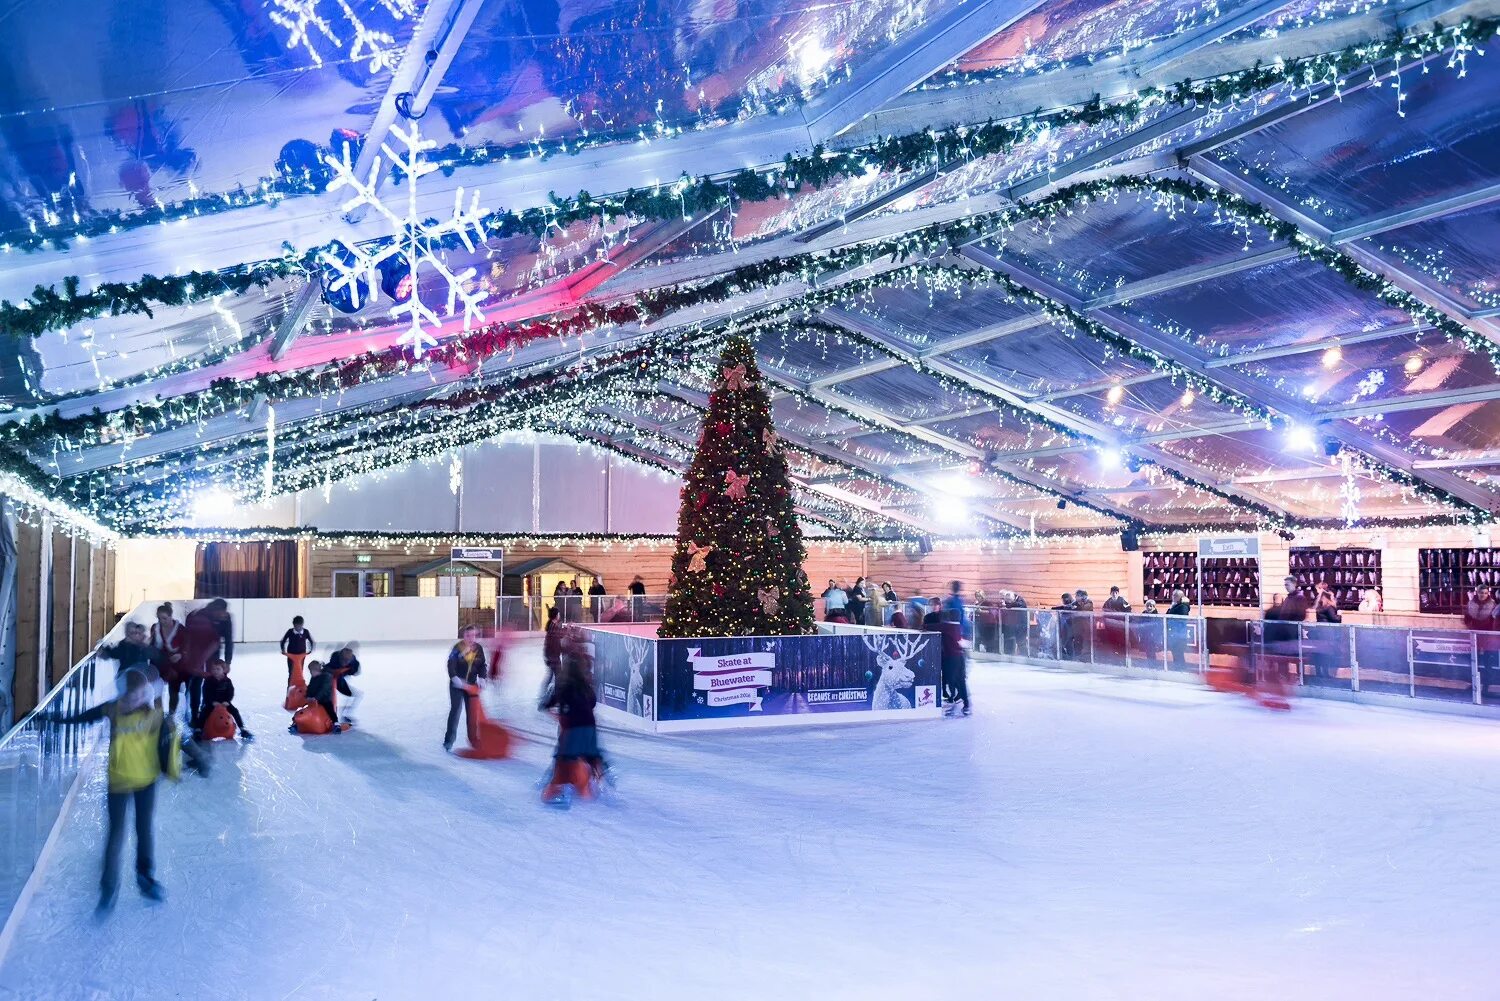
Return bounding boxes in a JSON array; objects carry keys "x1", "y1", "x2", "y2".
[{"x1": 355, "y1": 554, "x2": 372, "y2": 564}]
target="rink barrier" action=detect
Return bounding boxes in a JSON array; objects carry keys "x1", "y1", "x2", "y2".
[
  {"x1": 0, "y1": 603, "x2": 141, "y2": 965},
  {"x1": 885, "y1": 604, "x2": 1500, "y2": 716},
  {"x1": 586, "y1": 623, "x2": 942, "y2": 733},
  {"x1": 111, "y1": 596, "x2": 460, "y2": 644}
]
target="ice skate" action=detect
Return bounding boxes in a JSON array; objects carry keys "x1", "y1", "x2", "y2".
[
  {"x1": 137, "y1": 876, "x2": 166, "y2": 902},
  {"x1": 96, "y1": 885, "x2": 118, "y2": 915}
]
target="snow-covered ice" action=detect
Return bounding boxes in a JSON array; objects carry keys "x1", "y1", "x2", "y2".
[{"x1": 4, "y1": 639, "x2": 1500, "y2": 1000}]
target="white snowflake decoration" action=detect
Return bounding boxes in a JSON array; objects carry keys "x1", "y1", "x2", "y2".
[
  {"x1": 268, "y1": 0, "x2": 417, "y2": 73},
  {"x1": 322, "y1": 120, "x2": 490, "y2": 356}
]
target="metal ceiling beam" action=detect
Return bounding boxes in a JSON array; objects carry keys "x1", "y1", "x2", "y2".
[
  {"x1": 657, "y1": 380, "x2": 1017, "y2": 532},
  {"x1": 592, "y1": 404, "x2": 943, "y2": 535},
  {"x1": 1329, "y1": 180, "x2": 1500, "y2": 244},
  {"x1": 1186, "y1": 155, "x2": 1496, "y2": 340},
  {"x1": 808, "y1": 357, "x2": 905, "y2": 389},
  {"x1": 799, "y1": 0, "x2": 1050, "y2": 143},
  {"x1": 269, "y1": 0, "x2": 489, "y2": 361},
  {"x1": 917, "y1": 314, "x2": 1042, "y2": 358},
  {"x1": 1317, "y1": 383, "x2": 1500, "y2": 420},
  {"x1": 811, "y1": 404, "x2": 997, "y2": 444},
  {"x1": 776, "y1": 321, "x2": 1152, "y2": 522},
  {"x1": 1202, "y1": 322, "x2": 1434, "y2": 368},
  {"x1": 1227, "y1": 465, "x2": 1342, "y2": 485},
  {"x1": 1081, "y1": 247, "x2": 1299, "y2": 310},
  {"x1": 1034, "y1": 372, "x2": 1168, "y2": 404},
  {"x1": 1134, "y1": 0, "x2": 1305, "y2": 74},
  {"x1": 1413, "y1": 452, "x2": 1500, "y2": 470},
  {"x1": 959, "y1": 247, "x2": 1498, "y2": 512}
]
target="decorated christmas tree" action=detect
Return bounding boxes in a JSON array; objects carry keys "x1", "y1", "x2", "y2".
[{"x1": 659, "y1": 338, "x2": 815, "y2": 638}]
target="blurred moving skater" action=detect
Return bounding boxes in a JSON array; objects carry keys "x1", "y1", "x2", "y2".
[{"x1": 56, "y1": 669, "x2": 172, "y2": 912}]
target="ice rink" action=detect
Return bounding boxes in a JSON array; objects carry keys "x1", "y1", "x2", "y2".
[{"x1": 3, "y1": 638, "x2": 1500, "y2": 1001}]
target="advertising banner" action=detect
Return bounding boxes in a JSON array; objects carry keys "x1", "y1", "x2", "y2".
[
  {"x1": 589, "y1": 627, "x2": 655, "y2": 719},
  {"x1": 654, "y1": 632, "x2": 941, "y2": 722}
]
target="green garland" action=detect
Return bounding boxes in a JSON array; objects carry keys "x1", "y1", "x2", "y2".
[
  {"x1": 41, "y1": 15, "x2": 1500, "y2": 255},
  {"x1": 20, "y1": 173, "x2": 1500, "y2": 529},
  {"x1": 0, "y1": 259, "x2": 305, "y2": 339}
]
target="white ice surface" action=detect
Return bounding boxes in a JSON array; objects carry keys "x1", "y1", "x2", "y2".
[{"x1": 4, "y1": 640, "x2": 1500, "y2": 1001}]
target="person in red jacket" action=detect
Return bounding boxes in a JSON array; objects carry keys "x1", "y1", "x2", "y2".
[{"x1": 180, "y1": 599, "x2": 233, "y2": 723}]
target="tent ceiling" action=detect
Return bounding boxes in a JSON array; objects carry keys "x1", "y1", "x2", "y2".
[{"x1": 4, "y1": 0, "x2": 1500, "y2": 539}]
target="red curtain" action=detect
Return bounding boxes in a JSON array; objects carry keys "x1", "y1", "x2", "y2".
[{"x1": 194, "y1": 541, "x2": 298, "y2": 598}]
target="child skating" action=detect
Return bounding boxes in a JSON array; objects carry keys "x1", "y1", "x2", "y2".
[
  {"x1": 193, "y1": 659, "x2": 253, "y2": 741},
  {"x1": 280, "y1": 615, "x2": 315, "y2": 682},
  {"x1": 56, "y1": 669, "x2": 171, "y2": 912},
  {"x1": 541, "y1": 635, "x2": 610, "y2": 806}
]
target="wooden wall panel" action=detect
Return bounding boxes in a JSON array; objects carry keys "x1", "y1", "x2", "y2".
[
  {"x1": 868, "y1": 543, "x2": 1130, "y2": 609},
  {"x1": 300, "y1": 541, "x2": 870, "y2": 600},
  {"x1": 71, "y1": 543, "x2": 92, "y2": 667},
  {"x1": 13, "y1": 521, "x2": 42, "y2": 717},
  {"x1": 48, "y1": 530, "x2": 73, "y2": 685}
]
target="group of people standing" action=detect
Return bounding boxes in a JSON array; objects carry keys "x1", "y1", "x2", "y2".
[
  {"x1": 820, "y1": 577, "x2": 898, "y2": 625},
  {"x1": 551, "y1": 575, "x2": 649, "y2": 623}
]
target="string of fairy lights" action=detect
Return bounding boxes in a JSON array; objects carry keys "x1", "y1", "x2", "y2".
[
  {"x1": 1, "y1": 10, "x2": 1489, "y2": 283},
  {"x1": 2, "y1": 15, "x2": 1496, "y2": 542}
]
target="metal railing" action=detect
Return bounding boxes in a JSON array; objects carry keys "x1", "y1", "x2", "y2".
[
  {"x1": 466, "y1": 594, "x2": 672, "y2": 633},
  {"x1": 0, "y1": 638, "x2": 113, "y2": 937},
  {"x1": 866, "y1": 603, "x2": 1500, "y2": 709}
]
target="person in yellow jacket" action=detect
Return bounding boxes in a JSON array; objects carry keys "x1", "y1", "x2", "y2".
[{"x1": 60, "y1": 668, "x2": 169, "y2": 911}]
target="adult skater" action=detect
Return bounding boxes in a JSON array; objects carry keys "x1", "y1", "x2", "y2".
[
  {"x1": 181, "y1": 599, "x2": 234, "y2": 723},
  {"x1": 148, "y1": 603, "x2": 185, "y2": 713},
  {"x1": 939, "y1": 587, "x2": 971, "y2": 716},
  {"x1": 444, "y1": 626, "x2": 488, "y2": 752},
  {"x1": 540, "y1": 610, "x2": 563, "y2": 706},
  {"x1": 56, "y1": 669, "x2": 169, "y2": 911},
  {"x1": 1166, "y1": 590, "x2": 1193, "y2": 668}
]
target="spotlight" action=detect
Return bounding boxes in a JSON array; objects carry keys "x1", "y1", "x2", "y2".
[
  {"x1": 329, "y1": 127, "x2": 364, "y2": 164},
  {"x1": 1404, "y1": 355, "x2": 1424, "y2": 375},
  {"x1": 1180, "y1": 389, "x2": 1195, "y2": 407},
  {"x1": 793, "y1": 36, "x2": 832, "y2": 80},
  {"x1": 934, "y1": 502, "x2": 971, "y2": 528},
  {"x1": 376, "y1": 252, "x2": 414, "y2": 303},
  {"x1": 1322, "y1": 344, "x2": 1343, "y2": 369},
  {"x1": 1099, "y1": 448, "x2": 1123, "y2": 470},
  {"x1": 319, "y1": 240, "x2": 372, "y2": 313},
  {"x1": 1285, "y1": 425, "x2": 1317, "y2": 452},
  {"x1": 1106, "y1": 383, "x2": 1125, "y2": 406},
  {"x1": 192, "y1": 488, "x2": 237, "y2": 523}
]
